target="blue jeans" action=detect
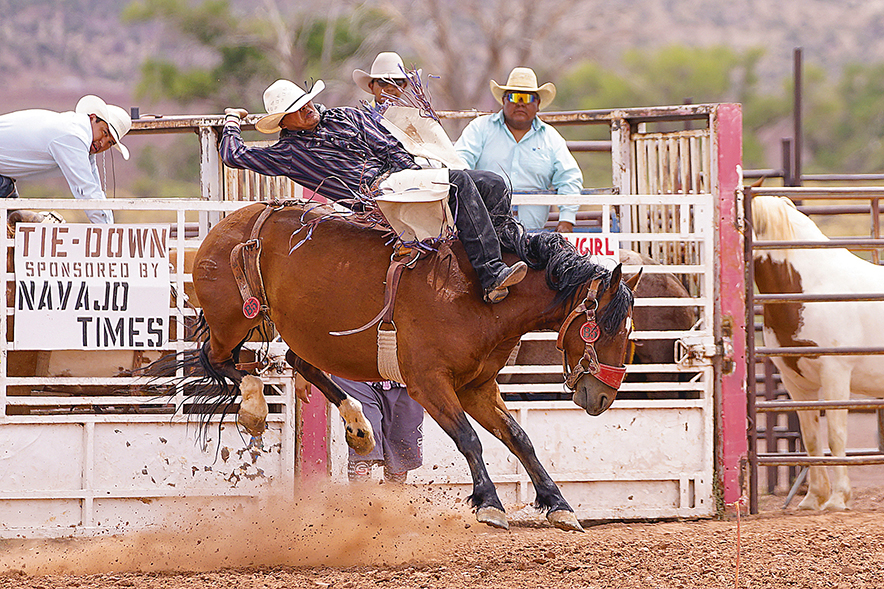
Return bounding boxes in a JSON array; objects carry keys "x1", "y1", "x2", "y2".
[{"x1": 0, "y1": 174, "x2": 18, "y2": 199}]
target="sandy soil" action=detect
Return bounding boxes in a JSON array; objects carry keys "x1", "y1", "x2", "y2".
[{"x1": 1, "y1": 483, "x2": 883, "y2": 589}]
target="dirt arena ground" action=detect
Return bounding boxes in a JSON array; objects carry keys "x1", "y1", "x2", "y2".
[{"x1": 1, "y1": 481, "x2": 882, "y2": 589}]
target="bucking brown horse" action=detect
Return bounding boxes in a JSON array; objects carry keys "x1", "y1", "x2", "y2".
[{"x1": 174, "y1": 200, "x2": 638, "y2": 531}]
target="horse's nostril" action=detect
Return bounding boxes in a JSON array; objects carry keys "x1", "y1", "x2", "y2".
[{"x1": 598, "y1": 394, "x2": 609, "y2": 409}]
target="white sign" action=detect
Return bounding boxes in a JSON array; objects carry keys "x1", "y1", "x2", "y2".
[
  {"x1": 14, "y1": 224, "x2": 171, "y2": 350},
  {"x1": 560, "y1": 233, "x2": 620, "y2": 267}
]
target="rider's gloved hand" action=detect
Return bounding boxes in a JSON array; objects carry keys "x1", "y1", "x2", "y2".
[{"x1": 224, "y1": 108, "x2": 249, "y2": 123}]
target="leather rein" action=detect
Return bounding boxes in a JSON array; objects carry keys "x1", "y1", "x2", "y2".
[{"x1": 555, "y1": 278, "x2": 628, "y2": 391}]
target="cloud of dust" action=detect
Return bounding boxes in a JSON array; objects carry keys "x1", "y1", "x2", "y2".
[{"x1": 0, "y1": 482, "x2": 476, "y2": 576}]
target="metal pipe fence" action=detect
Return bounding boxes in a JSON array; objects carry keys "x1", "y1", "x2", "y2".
[{"x1": 744, "y1": 185, "x2": 884, "y2": 514}]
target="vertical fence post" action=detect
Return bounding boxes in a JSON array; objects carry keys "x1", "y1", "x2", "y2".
[{"x1": 714, "y1": 103, "x2": 748, "y2": 510}]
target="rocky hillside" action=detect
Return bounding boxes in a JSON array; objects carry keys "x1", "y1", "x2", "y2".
[{"x1": 1, "y1": 0, "x2": 883, "y2": 115}]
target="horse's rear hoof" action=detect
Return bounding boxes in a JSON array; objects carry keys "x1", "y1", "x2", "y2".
[
  {"x1": 548, "y1": 509, "x2": 584, "y2": 532},
  {"x1": 346, "y1": 426, "x2": 376, "y2": 455},
  {"x1": 238, "y1": 375, "x2": 268, "y2": 436},
  {"x1": 476, "y1": 507, "x2": 509, "y2": 530}
]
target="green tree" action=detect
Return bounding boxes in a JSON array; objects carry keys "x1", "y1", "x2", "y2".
[
  {"x1": 806, "y1": 62, "x2": 884, "y2": 173},
  {"x1": 557, "y1": 45, "x2": 792, "y2": 172},
  {"x1": 122, "y1": 0, "x2": 388, "y2": 111}
]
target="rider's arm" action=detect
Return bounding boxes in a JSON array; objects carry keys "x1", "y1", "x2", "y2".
[{"x1": 220, "y1": 120, "x2": 293, "y2": 177}]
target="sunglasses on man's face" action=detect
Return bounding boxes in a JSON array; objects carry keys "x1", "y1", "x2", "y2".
[
  {"x1": 376, "y1": 78, "x2": 408, "y2": 89},
  {"x1": 504, "y1": 92, "x2": 538, "y2": 105}
]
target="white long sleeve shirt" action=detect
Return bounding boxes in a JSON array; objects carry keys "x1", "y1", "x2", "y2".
[{"x1": 0, "y1": 109, "x2": 114, "y2": 223}]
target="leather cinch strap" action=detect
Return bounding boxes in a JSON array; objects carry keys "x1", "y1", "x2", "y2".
[
  {"x1": 230, "y1": 202, "x2": 279, "y2": 318},
  {"x1": 329, "y1": 257, "x2": 410, "y2": 337},
  {"x1": 230, "y1": 202, "x2": 281, "y2": 372}
]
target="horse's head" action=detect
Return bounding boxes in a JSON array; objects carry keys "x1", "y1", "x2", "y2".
[{"x1": 556, "y1": 264, "x2": 641, "y2": 415}]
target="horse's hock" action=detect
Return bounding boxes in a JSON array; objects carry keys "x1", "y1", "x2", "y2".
[{"x1": 0, "y1": 103, "x2": 745, "y2": 537}]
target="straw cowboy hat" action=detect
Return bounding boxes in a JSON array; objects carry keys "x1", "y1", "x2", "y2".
[
  {"x1": 75, "y1": 95, "x2": 132, "y2": 160},
  {"x1": 490, "y1": 67, "x2": 556, "y2": 110},
  {"x1": 255, "y1": 79, "x2": 326, "y2": 134},
  {"x1": 352, "y1": 52, "x2": 420, "y2": 94}
]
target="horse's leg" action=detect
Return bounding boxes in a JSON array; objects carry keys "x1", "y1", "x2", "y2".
[
  {"x1": 408, "y1": 376, "x2": 509, "y2": 529},
  {"x1": 457, "y1": 378, "x2": 583, "y2": 532},
  {"x1": 820, "y1": 364, "x2": 852, "y2": 511},
  {"x1": 202, "y1": 332, "x2": 268, "y2": 438},
  {"x1": 284, "y1": 350, "x2": 375, "y2": 455},
  {"x1": 781, "y1": 372, "x2": 830, "y2": 510}
]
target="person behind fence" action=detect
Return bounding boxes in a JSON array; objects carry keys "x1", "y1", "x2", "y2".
[
  {"x1": 454, "y1": 67, "x2": 583, "y2": 233},
  {"x1": 327, "y1": 375, "x2": 422, "y2": 483},
  {"x1": 329, "y1": 50, "x2": 427, "y2": 483},
  {"x1": 0, "y1": 95, "x2": 132, "y2": 224},
  {"x1": 220, "y1": 76, "x2": 527, "y2": 304},
  {"x1": 353, "y1": 51, "x2": 418, "y2": 111}
]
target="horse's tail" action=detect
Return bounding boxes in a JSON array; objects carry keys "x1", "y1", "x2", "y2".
[{"x1": 136, "y1": 313, "x2": 244, "y2": 449}]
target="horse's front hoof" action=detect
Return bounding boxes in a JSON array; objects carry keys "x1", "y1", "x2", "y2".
[
  {"x1": 476, "y1": 507, "x2": 509, "y2": 530},
  {"x1": 346, "y1": 425, "x2": 376, "y2": 455},
  {"x1": 822, "y1": 498, "x2": 850, "y2": 512},
  {"x1": 797, "y1": 494, "x2": 826, "y2": 510},
  {"x1": 547, "y1": 509, "x2": 584, "y2": 532}
]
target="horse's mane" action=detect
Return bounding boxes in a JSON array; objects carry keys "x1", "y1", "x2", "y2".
[
  {"x1": 498, "y1": 219, "x2": 634, "y2": 336},
  {"x1": 752, "y1": 196, "x2": 828, "y2": 242}
]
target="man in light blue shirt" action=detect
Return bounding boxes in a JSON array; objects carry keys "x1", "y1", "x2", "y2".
[
  {"x1": 455, "y1": 67, "x2": 582, "y2": 232},
  {"x1": 0, "y1": 95, "x2": 131, "y2": 224}
]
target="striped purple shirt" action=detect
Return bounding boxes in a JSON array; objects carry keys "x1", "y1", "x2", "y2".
[{"x1": 220, "y1": 105, "x2": 420, "y2": 202}]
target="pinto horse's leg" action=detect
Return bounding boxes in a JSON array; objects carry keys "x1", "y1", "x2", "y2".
[
  {"x1": 284, "y1": 350, "x2": 375, "y2": 456},
  {"x1": 780, "y1": 371, "x2": 831, "y2": 510},
  {"x1": 408, "y1": 376, "x2": 509, "y2": 529},
  {"x1": 820, "y1": 365, "x2": 852, "y2": 511},
  {"x1": 458, "y1": 378, "x2": 583, "y2": 532}
]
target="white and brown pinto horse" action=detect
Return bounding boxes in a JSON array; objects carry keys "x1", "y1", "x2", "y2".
[{"x1": 752, "y1": 195, "x2": 884, "y2": 510}]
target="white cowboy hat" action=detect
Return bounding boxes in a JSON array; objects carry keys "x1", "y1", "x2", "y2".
[
  {"x1": 255, "y1": 79, "x2": 326, "y2": 134},
  {"x1": 490, "y1": 67, "x2": 556, "y2": 110},
  {"x1": 352, "y1": 52, "x2": 421, "y2": 95},
  {"x1": 75, "y1": 95, "x2": 132, "y2": 159}
]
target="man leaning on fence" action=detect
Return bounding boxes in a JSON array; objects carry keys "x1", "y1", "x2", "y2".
[{"x1": 0, "y1": 95, "x2": 132, "y2": 224}]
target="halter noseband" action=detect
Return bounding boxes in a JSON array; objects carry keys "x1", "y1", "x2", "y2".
[{"x1": 555, "y1": 278, "x2": 628, "y2": 391}]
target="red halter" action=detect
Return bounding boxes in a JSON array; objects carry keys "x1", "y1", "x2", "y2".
[{"x1": 555, "y1": 280, "x2": 628, "y2": 391}]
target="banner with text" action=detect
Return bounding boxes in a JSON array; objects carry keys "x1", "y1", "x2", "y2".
[
  {"x1": 14, "y1": 224, "x2": 171, "y2": 350},
  {"x1": 560, "y1": 233, "x2": 620, "y2": 267}
]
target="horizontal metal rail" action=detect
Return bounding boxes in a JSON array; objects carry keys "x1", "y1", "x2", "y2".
[
  {"x1": 757, "y1": 455, "x2": 884, "y2": 466},
  {"x1": 749, "y1": 187, "x2": 884, "y2": 197},
  {"x1": 755, "y1": 293, "x2": 884, "y2": 302},
  {"x1": 756, "y1": 399, "x2": 884, "y2": 412},
  {"x1": 754, "y1": 238, "x2": 884, "y2": 249},
  {"x1": 755, "y1": 346, "x2": 884, "y2": 356}
]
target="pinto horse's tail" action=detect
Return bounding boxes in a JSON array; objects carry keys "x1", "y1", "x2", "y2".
[{"x1": 136, "y1": 312, "x2": 257, "y2": 449}]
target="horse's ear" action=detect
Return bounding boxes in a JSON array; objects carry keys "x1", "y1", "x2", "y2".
[
  {"x1": 608, "y1": 263, "x2": 623, "y2": 294},
  {"x1": 625, "y1": 268, "x2": 643, "y2": 292}
]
